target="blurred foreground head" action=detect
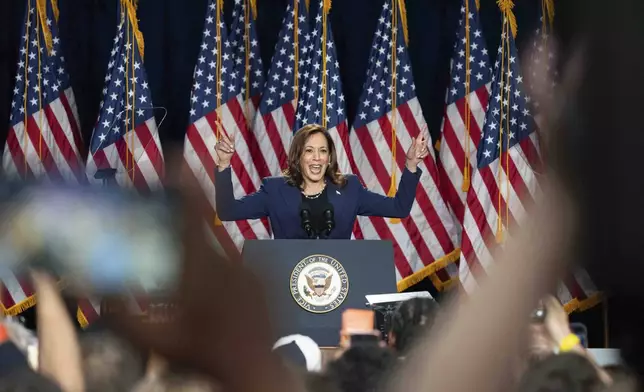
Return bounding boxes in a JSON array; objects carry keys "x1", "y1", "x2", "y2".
[
  {"x1": 326, "y1": 346, "x2": 395, "y2": 392},
  {"x1": 544, "y1": 0, "x2": 644, "y2": 378},
  {"x1": 389, "y1": 298, "x2": 438, "y2": 354},
  {"x1": 518, "y1": 353, "x2": 602, "y2": 392}
]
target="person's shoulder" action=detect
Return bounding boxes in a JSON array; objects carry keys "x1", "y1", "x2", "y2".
[
  {"x1": 335, "y1": 174, "x2": 362, "y2": 191},
  {"x1": 341, "y1": 174, "x2": 360, "y2": 185},
  {"x1": 261, "y1": 175, "x2": 290, "y2": 188}
]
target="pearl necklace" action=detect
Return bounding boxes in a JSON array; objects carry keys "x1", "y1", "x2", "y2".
[
  {"x1": 302, "y1": 183, "x2": 326, "y2": 199},
  {"x1": 303, "y1": 190, "x2": 324, "y2": 199}
]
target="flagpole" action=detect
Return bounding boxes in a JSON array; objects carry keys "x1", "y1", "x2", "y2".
[
  {"x1": 387, "y1": 0, "x2": 400, "y2": 224},
  {"x1": 214, "y1": 0, "x2": 224, "y2": 227}
]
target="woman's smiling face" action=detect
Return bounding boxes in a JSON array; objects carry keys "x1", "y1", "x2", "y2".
[{"x1": 299, "y1": 132, "x2": 329, "y2": 185}]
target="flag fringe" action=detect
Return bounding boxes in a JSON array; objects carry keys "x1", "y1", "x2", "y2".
[
  {"x1": 496, "y1": 0, "x2": 517, "y2": 38},
  {"x1": 396, "y1": 248, "x2": 461, "y2": 292},
  {"x1": 1, "y1": 281, "x2": 93, "y2": 327},
  {"x1": 77, "y1": 308, "x2": 89, "y2": 328},
  {"x1": 214, "y1": 214, "x2": 223, "y2": 226},
  {"x1": 563, "y1": 293, "x2": 602, "y2": 314},
  {"x1": 429, "y1": 274, "x2": 455, "y2": 292},
  {"x1": 475, "y1": 0, "x2": 480, "y2": 11},
  {"x1": 304, "y1": 0, "x2": 310, "y2": 12},
  {"x1": 396, "y1": 0, "x2": 409, "y2": 45},
  {"x1": 1, "y1": 296, "x2": 38, "y2": 316},
  {"x1": 122, "y1": 0, "x2": 145, "y2": 60}
]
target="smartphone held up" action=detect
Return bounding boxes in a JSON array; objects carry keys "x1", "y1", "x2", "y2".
[{"x1": 0, "y1": 182, "x2": 181, "y2": 297}]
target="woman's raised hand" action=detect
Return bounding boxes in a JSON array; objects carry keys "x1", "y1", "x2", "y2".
[
  {"x1": 214, "y1": 133, "x2": 235, "y2": 169},
  {"x1": 405, "y1": 127, "x2": 430, "y2": 172}
]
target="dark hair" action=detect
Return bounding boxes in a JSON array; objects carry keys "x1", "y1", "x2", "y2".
[
  {"x1": 305, "y1": 373, "x2": 342, "y2": 392},
  {"x1": 325, "y1": 346, "x2": 395, "y2": 392},
  {"x1": 283, "y1": 124, "x2": 346, "y2": 188},
  {"x1": 79, "y1": 332, "x2": 145, "y2": 392},
  {"x1": 518, "y1": 353, "x2": 602, "y2": 392},
  {"x1": 0, "y1": 368, "x2": 62, "y2": 392},
  {"x1": 389, "y1": 297, "x2": 438, "y2": 353}
]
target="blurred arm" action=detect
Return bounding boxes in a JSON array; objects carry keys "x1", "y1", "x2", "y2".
[{"x1": 34, "y1": 272, "x2": 85, "y2": 392}]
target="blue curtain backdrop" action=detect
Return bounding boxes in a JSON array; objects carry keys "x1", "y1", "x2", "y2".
[{"x1": 1, "y1": 0, "x2": 581, "y2": 149}]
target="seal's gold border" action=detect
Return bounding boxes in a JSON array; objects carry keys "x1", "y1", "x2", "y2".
[{"x1": 289, "y1": 254, "x2": 349, "y2": 314}]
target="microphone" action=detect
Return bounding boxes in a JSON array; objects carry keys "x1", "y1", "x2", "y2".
[
  {"x1": 322, "y1": 204, "x2": 335, "y2": 237},
  {"x1": 300, "y1": 203, "x2": 315, "y2": 239}
]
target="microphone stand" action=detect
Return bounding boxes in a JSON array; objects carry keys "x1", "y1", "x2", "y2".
[
  {"x1": 94, "y1": 168, "x2": 117, "y2": 188},
  {"x1": 323, "y1": 208, "x2": 335, "y2": 238},
  {"x1": 300, "y1": 208, "x2": 316, "y2": 239}
]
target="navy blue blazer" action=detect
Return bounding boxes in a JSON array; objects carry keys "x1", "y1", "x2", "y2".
[{"x1": 214, "y1": 166, "x2": 422, "y2": 239}]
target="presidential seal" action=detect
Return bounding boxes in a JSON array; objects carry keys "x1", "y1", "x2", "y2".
[{"x1": 290, "y1": 254, "x2": 349, "y2": 314}]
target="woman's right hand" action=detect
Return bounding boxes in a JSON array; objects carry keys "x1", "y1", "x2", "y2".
[{"x1": 214, "y1": 133, "x2": 235, "y2": 169}]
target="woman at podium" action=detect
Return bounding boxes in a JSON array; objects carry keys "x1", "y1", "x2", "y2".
[{"x1": 213, "y1": 124, "x2": 429, "y2": 239}]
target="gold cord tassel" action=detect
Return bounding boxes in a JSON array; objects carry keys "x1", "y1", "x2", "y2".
[
  {"x1": 51, "y1": 0, "x2": 60, "y2": 21},
  {"x1": 323, "y1": 0, "x2": 331, "y2": 13},
  {"x1": 36, "y1": 0, "x2": 54, "y2": 54},
  {"x1": 496, "y1": 0, "x2": 517, "y2": 38},
  {"x1": 543, "y1": 0, "x2": 555, "y2": 29},
  {"x1": 121, "y1": 0, "x2": 145, "y2": 60},
  {"x1": 396, "y1": 0, "x2": 409, "y2": 45},
  {"x1": 249, "y1": 0, "x2": 257, "y2": 19}
]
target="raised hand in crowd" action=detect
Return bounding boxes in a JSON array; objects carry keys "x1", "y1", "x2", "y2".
[
  {"x1": 382, "y1": 32, "x2": 583, "y2": 392},
  {"x1": 105, "y1": 150, "x2": 304, "y2": 392},
  {"x1": 32, "y1": 271, "x2": 85, "y2": 392}
]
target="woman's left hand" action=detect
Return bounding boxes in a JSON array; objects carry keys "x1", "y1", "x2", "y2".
[{"x1": 405, "y1": 129, "x2": 430, "y2": 172}]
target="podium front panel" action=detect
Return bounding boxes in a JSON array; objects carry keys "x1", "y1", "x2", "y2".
[{"x1": 241, "y1": 239, "x2": 396, "y2": 347}]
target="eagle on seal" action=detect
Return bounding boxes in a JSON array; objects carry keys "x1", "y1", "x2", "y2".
[{"x1": 306, "y1": 274, "x2": 333, "y2": 296}]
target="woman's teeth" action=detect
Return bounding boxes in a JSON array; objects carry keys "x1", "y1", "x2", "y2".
[{"x1": 310, "y1": 165, "x2": 322, "y2": 174}]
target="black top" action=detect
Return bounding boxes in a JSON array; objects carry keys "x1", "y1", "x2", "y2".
[{"x1": 301, "y1": 187, "x2": 329, "y2": 238}]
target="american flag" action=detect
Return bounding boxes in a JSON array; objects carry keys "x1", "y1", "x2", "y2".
[
  {"x1": 229, "y1": 0, "x2": 265, "y2": 135},
  {"x1": 457, "y1": 17, "x2": 540, "y2": 294},
  {"x1": 3, "y1": 0, "x2": 84, "y2": 183},
  {"x1": 0, "y1": 0, "x2": 100, "y2": 326},
  {"x1": 438, "y1": 0, "x2": 491, "y2": 229},
  {"x1": 294, "y1": 0, "x2": 354, "y2": 175},
  {"x1": 183, "y1": 0, "x2": 271, "y2": 259},
  {"x1": 228, "y1": 0, "x2": 271, "y2": 183},
  {"x1": 349, "y1": 0, "x2": 459, "y2": 291},
  {"x1": 86, "y1": 1, "x2": 165, "y2": 192},
  {"x1": 252, "y1": 0, "x2": 310, "y2": 176},
  {"x1": 83, "y1": 0, "x2": 165, "y2": 320},
  {"x1": 457, "y1": 9, "x2": 598, "y2": 311}
]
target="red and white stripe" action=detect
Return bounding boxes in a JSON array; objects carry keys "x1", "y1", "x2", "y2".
[
  {"x1": 458, "y1": 134, "x2": 598, "y2": 308},
  {"x1": 350, "y1": 98, "x2": 460, "y2": 288},
  {"x1": 438, "y1": 82, "x2": 490, "y2": 227},
  {"x1": 3, "y1": 88, "x2": 85, "y2": 183},
  {"x1": 86, "y1": 116, "x2": 165, "y2": 193},
  {"x1": 252, "y1": 101, "x2": 294, "y2": 177},
  {"x1": 1, "y1": 86, "x2": 100, "y2": 323}
]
